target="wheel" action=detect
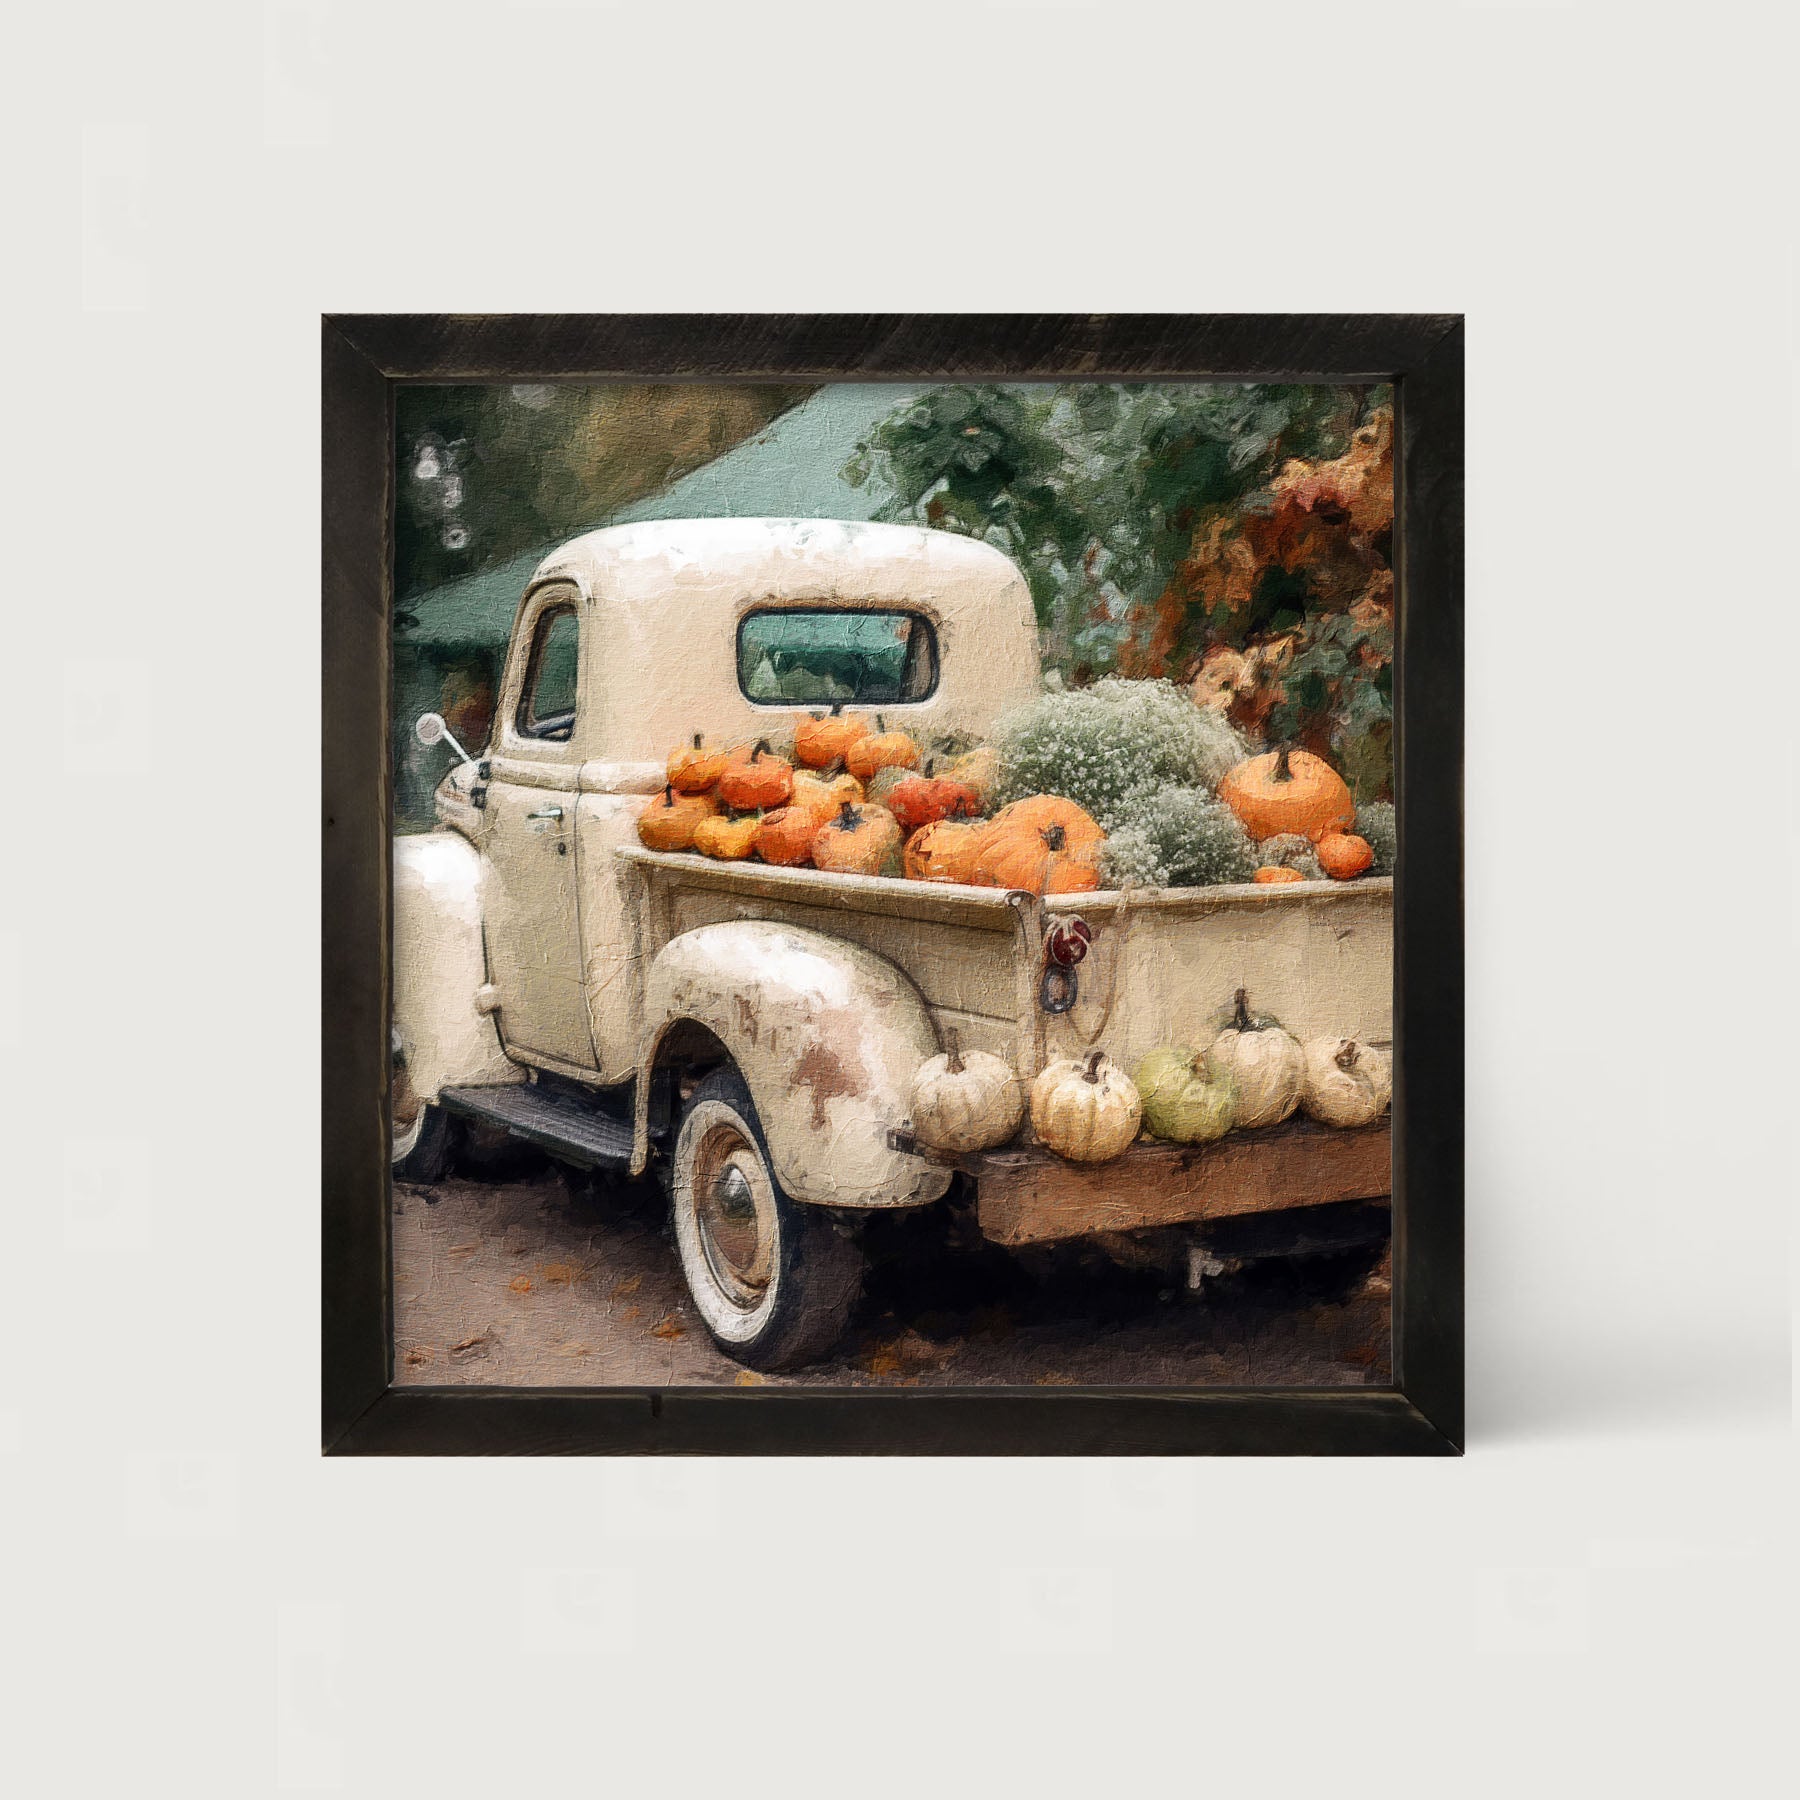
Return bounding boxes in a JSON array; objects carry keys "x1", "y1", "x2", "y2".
[
  {"x1": 670, "y1": 1068, "x2": 863, "y2": 1370},
  {"x1": 391, "y1": 1047, "x2": 452, "y2": 1184}
]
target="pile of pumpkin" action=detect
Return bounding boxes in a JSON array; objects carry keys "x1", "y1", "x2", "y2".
[
  {"x1": 907, "y1": 990, "x2": 1391, "y2": 1166},
  {"x1": 636, "y1": 711, "x2": 1108, "y2": 896},
  {"x1": 638, "y1": 708, "x2": 1382, "y2": 896}
]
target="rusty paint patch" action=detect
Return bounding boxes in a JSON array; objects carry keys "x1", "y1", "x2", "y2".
[
  {"x1": 792, "y1": 1033, "x2": 867, "y2": 1130},
  {"x1": 733, "y1": 990, "x2": 760, "y2": 1047}
]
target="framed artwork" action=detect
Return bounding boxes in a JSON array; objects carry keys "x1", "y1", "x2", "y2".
[{"x1": 323, "y1": 314, "x2": 1462, "y2": 1455}]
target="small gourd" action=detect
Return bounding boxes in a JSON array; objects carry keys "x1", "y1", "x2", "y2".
[
  {"x1": 1218, "y1": 746, "x2": 1355, "y2": 843},
  {"x1": 886, "y1": 760, "x2": 984, "y2": 834},
  {"x1": 1207, "y1": 988, "x2": 1305, "y2": 1128},
  {"x1": 794, "y1": 705, "x2": 872, "y2": 770},
  {"x1": 1316, "y1": 832, "x2": 1375, "y2": 880},
  {"x1": 636, "y1": 784, "x2": 719, "y2": 853},
  {"x1": 717, "y1": 740, "x2": 794, "y2": 812},
  {"x1": 754, "y1": 805, "x2": 819, "y2": 868},
  {"x1": 666, "y1": 732, "x2": 729, "y2": 794},
  {"x1": 1030, "y1": 1049, "x2": 1142, "y2": 1164},
  {"x1": 789, "y1": 763, "x2": 865, "y2": 825},
  {"x1": 1134, "y1": 1048, "x2": 1235, "y2": 1145},
  {"x1": 944, "y1": 744, "x2": 1000, "y2": 806},
  {"x1": 1300, "y1": 1037, "x2": 1392, "y2": 1128},
  {"x1": 1253, "y1": 865, "x2": 1306, "y2": 885},
  {"x1": 909, "y1": 1028, "x2": 1025, "y2": 1154},
  {"x1": 844, "y1": 715, "x2": 922, "y2": 783},
  {"x1": 811, "y1": 799, "x2": 903, "y2": 877},
  {"x1": 904, "y1": 819, "x2": 983, "y2": 885},
  {"x1": 692, "y1": 812, "x2": 761, "y2": 861}
]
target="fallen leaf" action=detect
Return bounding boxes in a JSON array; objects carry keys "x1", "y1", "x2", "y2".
[
  {"x1": 611, "y1": 1273, "x2": 643, "y2": 1298},
  {"x1": 1034, "y1": 1371, "x2": 1077, "y2": 1386},
  {"x1": 403, "y1": 1347, "x2": 431, "y2": 1368},
  {"x1": 619, "y1": 1305, "x2": 641, "y2": 1325},
  {"x1": 540, "y1": 1261, "x2": 584, "y2": 1287},
  {"x1": 734, "y1": 1370, "x2": 765, "y2": 1386},
  {"x1": 650, "y1": 1317, "x2": 686, "y2": 1340},
  {"x1": 449, "y1": 1334, "x2": 489, "y2": 1358},
  {"x1": 508, "y1": 1276, "x2": 532, "y2": 1295}
]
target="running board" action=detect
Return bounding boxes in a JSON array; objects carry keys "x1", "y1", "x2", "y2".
[{"x1": 437, "y1": 1083, "x2": 635, "y2": 1170}]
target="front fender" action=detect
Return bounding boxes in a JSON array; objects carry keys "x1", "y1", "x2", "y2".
[
  {"x1": 393, "y1": 832, "x2": 522, "y2": 1101},
  {"x1": 637, "y1": 921, "x2": 951, "y2": 1208}
]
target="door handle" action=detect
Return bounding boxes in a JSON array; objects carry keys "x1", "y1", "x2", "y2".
[{"x1": 527, "y1": 805, "x2": 564, "y2": 822}]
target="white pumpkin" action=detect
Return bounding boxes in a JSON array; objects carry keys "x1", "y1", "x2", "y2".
[
  {"x1": 1300, "y1": 1037, "x2": 1392, "y2": 1128},
  {"x1": 1030, "y1": 1049, "x2": 1142, "y2": 1163},
  {"x1": 910, "y1": 1029, "x2": 1025, "y2": 1153},
  {"x1": 1208, "y1": 988, "x2": 1305, "y2": 1129}
]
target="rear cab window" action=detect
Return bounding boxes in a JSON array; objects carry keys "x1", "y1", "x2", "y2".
[{"x1": 737, "y1": 608, "x2": 938, "y2": 706}]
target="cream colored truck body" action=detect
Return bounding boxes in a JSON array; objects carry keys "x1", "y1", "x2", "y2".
[{"x1": 393, "y1": 516, "x2": 1391, "y2": 1234}]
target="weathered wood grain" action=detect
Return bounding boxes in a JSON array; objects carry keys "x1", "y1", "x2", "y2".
[{"x1": 976, "y1": 1119, "x2": 1393, "y2": 1246}]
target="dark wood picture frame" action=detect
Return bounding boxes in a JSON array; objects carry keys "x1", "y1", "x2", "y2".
[{"x1": 324, "y1": 314, "x2": 1463, "y2": 1456}]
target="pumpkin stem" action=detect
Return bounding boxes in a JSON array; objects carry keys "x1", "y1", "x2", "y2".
[
  {"x1": 692, "y1": 731, "x2": 703, "y2": 750},
  {"x1": 1335, "y1": 1039, "x2": 1358, "y2": 1071},
  {"x1": 833, "y1": 799, "x2": 860, "y2": 830},
  {"x1": 752, "y1": 738, "x2": 771, "y2": 760},
  {"x1": 1272, "y1": 745, "x2": 1293, "y2": 782},
  {"x1": 1082, "y1": 1049, "x2": 1104, "y2": 1084},
  {"x1": 1040, "y1": 823, "x2": 1068, "y2": 853},
  {"x1": 662, "y1": 784, "x2": 675, "y2": 806},
  {"x1": 944, "y1": 1028, "x2": 964, "y2": 1075},
  {"x1": 829, "y1": 702, "x2": 843, "y2": 716},
  {"x1": 1233, "y1": 987, "x2": 1252, "y2": 1032}
]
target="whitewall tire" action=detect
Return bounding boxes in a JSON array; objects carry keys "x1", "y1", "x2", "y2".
[{"x1": 670, "y1": 1068, "x2": 862, "y2": 1370}]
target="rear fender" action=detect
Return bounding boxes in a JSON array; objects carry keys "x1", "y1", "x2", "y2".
[
  {"x1": 635, "y1": 921, "x2": 951, "y2": 1208},
  {"x1": 393, "y1": 833, "x2": 523, "y2": 1101}
]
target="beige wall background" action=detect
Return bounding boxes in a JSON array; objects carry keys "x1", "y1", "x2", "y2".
[{"x1": 11, "y1": 2, "x2": 1795, "y2": 1796}]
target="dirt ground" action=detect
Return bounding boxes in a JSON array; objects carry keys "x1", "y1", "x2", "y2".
[{"x1": 393, "y1": 1157, "x2": 1391, "y2": 1389}]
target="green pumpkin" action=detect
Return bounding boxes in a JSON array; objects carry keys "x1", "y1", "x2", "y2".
[{"x1": 1134, "y1": 1048, "x2": 1235, "y2": 1144}]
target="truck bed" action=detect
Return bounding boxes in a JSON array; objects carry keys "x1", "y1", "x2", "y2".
[{"x1": 616, "y1": 846, "x2": 1393, "y2": 1076}]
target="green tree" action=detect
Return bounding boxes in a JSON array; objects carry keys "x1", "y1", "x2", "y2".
[{"x1": 844, "y1": 382, "x2": 1394, "y2": 798}]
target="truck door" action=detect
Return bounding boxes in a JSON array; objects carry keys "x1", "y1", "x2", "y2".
[{"x1": 481, "y1": 585, "x2": 598, "y2": 1069}]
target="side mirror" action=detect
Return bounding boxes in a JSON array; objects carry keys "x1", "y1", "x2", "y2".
[{"x1": 415, "y1": 711, "x2": 474, "y2": 764}]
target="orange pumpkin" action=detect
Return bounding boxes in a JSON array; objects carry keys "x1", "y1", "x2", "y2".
[
  {"x1": 790, "y1": 764, "x2": 865, "y2": 825},
  {"x1": 886, "y1": 761, "x2": 984, "y2": 835},
  {"x1": 1315, "y1": 831, "x2": 1374, "y2": 880},
  {"x1": 1253, "y1": 865, "x2": 1306, "y2": 885},
  {"x1": 980, "y1": 796, "x2": 1105, "y2": 858},
  {"x1": 904, "y1": 819, "x2": 983, "y2": 885},
  {"x1": 812, "y1": 800, "x2": 903, "y2": 878},
  {"x1": 716, "y1": 740, "x2": 794, "y2": 812},
  {"x1": 972, "y1": 819, "x2": 1102, "y2": 895},
  {"x1": 844, "y1": 716, "x2": 921, "y2": 783},
  {"x1": 794, "y1": 707, "x2": 872, "y2": 770},
  {"x1": 753, "y1": 805, "x2": 819, "y2": 868},
  {"x1": 692, "y1": 813, "x2": 761, "y2": 861},
  {"x1": 666, "y1": 731, "x2": 729, "y2": 794},
  {"x1": 1218, "y1": 747, "x2": 1355, "y2": 843},
  {"x1": 636, "y1": 784, "x2": 719, "y2": 852}
]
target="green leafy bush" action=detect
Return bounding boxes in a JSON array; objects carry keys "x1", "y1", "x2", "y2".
[{"x1": 993, "y1": 679, "x2": 1245, "y2": 831}]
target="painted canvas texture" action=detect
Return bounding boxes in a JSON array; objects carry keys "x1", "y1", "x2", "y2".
[{"x1": 389, "y1": 382, "x2": 1395, "y2": 1387}]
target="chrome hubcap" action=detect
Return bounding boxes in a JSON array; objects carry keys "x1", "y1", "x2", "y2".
[{"x1": 693, "y1": 1125, "x2": 776, "y2": 1309}]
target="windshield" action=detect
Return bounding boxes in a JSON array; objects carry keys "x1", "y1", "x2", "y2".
[{"x1": 737, "y1": 607, "x2": 939, "y2": 705}]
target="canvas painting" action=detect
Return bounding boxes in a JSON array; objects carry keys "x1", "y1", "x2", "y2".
[{"x1": 389, "y1": 380, "x2": 1395, "y2": 1387}]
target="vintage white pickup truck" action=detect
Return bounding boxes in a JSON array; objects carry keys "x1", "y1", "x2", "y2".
[{"x1": 393, "y1": 518, "x2": 1393, "y2": 1368}]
